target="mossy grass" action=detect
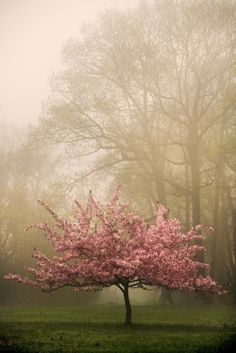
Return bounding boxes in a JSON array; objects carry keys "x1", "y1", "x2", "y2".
[{"x1": 0, "y1": 305, "x2": 235, "y2": 352}]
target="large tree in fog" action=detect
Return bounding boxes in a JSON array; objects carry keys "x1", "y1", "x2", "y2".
[
  {"x1": 30, "y1": 0, "x2": 236, "y2": 298},
  {"x1": 33, "y1": 0, "x2": 236, "y2": 222}
]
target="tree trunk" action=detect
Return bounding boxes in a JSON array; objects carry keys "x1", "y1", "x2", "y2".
[
  {"x1": 185, "y1": 163, "x2": 190, "y2": 232},
  {"x1": 188, "y1": 121, "x2": 201, "y2": 225},
  {"x1": 211, "y1": 117, "x2": 225, "y2": 279},
  {"x1": 230, "y1": 207, "x2": 236, "y2": 303},
  {"x1": 159, "y1": 287, "x2": 173, "y2": 304},
  {"x1": 123, "y1": 285, "x2": 132, "y2": 325},
  {"x1": 189, "y1": 124, "x2": 205, "y2": 265},
  {"x1": 211, "y1": 169, "x2": 221, "y2": 279},
  {"x1": 190, "y1": 145, "x2": 201, "y2": 227}
]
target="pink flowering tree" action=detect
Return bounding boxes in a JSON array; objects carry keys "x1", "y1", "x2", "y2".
[{"x1": 5, "y1": 188, "x2": 225, "y2": 325}]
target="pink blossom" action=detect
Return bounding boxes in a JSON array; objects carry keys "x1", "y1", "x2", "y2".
[{"x1": 5, "y1": 188, "x2": 226, "y2": 299}]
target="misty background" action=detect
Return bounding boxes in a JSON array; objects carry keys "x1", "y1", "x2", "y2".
[{"x1": 1, "y1": 0, "x2": 236, "y2": 306}]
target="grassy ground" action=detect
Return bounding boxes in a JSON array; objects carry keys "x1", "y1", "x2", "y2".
[{"x1": 0, "y1": 305, "x2": 235, "y2": 353}]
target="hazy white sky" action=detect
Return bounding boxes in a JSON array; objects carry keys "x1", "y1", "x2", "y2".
[{"x1": 0, "y1": 0, "x2": 139, "y2": 127}]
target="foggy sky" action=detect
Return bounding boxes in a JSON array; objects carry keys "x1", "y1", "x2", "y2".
[{"x1": 0, "y1": 0, "x2": 139, "y2": 127}]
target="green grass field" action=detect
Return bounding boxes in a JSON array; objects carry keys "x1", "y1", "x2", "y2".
[{"x1": 0, "y1": 305, "x2": 235, "y2": 353}]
